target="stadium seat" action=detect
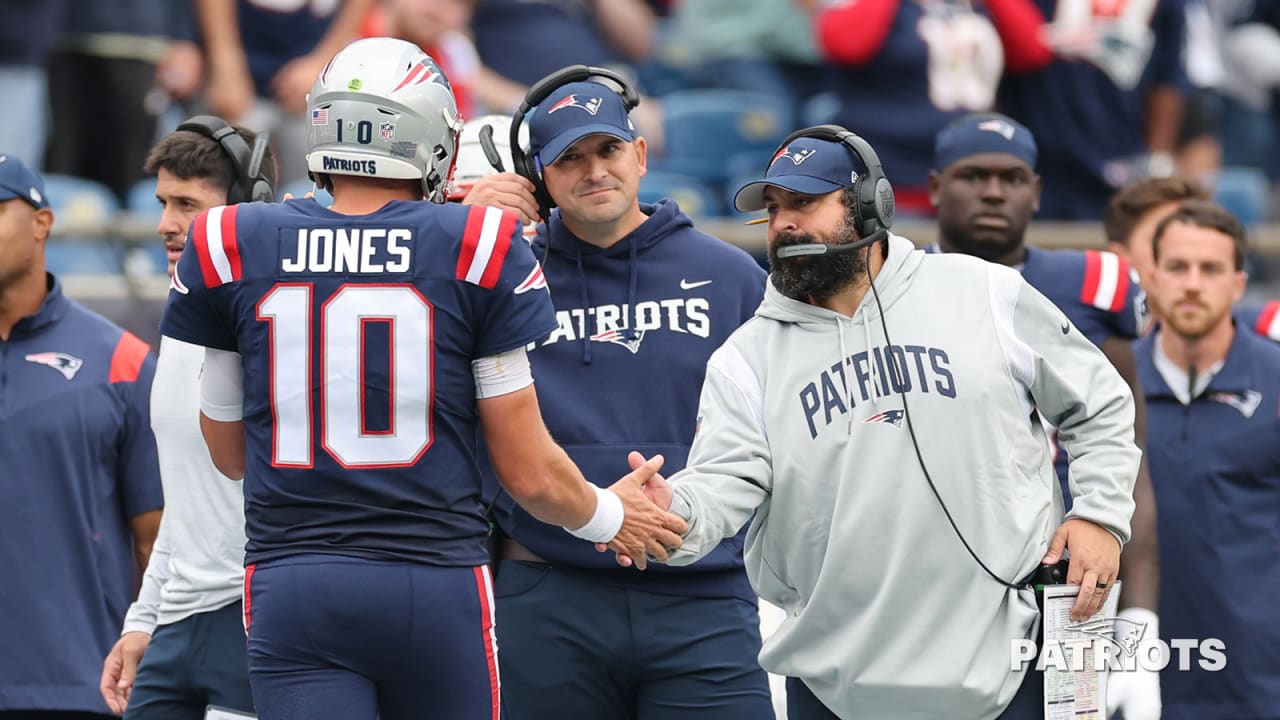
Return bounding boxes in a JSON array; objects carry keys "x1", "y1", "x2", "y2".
[
  {"x1": 639, "y1": 170, "x2": 721, "y2": 217},
  {"x1": 658, "y1": 89, "x2": 789, "y2": 184},
  {"x1": 41, "y1": 174, "x2": 125, "y2": 276},
  {"x1": 280, "y1": 179, "x2": 333, "y2": 207},
  {"x1": 126, "y1": 177, "x2": 160, "y2": 217},
  {"x1": 1214, "y1": 166, "x2": 1270, "y2": 228}
]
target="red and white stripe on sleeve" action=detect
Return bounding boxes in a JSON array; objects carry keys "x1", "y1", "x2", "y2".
[
  {"x1": 1254, "y1": 300, "x2": 1280, "y2": 341},
  {"x1": 456, "y1": 206, "x2": 517, "y2": 289},
  {"x1": 1080, "y1": 250, "x2": 1131, "y2": 314},
  {"x1": 192, "y1": 205, "x2": 243, "y2": 289}
]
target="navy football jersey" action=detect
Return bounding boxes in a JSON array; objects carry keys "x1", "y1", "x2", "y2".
[
  {"x1": 1235, "y1": 299, "x2": 1280, "y2": 343},
  {"x1": 239, "y1": 0, "x2": 339, "y2": 95},
  {"x1": 1021, "y1": 246, "x2": 1147, "y2": 497},
  {"x1": 160, "y1": 199, "x2": 556, "y2": 567}
]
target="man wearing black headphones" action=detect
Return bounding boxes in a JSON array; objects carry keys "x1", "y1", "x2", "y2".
[
  {"x1": 99, "y1": 117, "x2": 275, "y2": 719},
  {"x1": 637, "y1": 125, "x2": 1142, "y2": 720},
  {"x1": 463, "y1": 68, "x2": 774, "y2": 720}
]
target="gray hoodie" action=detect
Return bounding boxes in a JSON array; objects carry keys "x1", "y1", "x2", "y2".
[{"x1": 667, "y1": 235, "x2": 1138, "y2": 720}]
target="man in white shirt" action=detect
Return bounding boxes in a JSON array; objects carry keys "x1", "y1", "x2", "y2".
[{"x1": 99, "y1": 116, "x2": 277, "y2": 719}]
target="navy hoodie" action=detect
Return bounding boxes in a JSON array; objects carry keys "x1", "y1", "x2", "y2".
[{"x1": 485, "y1": 199, "x2": 766, "y2": 600}]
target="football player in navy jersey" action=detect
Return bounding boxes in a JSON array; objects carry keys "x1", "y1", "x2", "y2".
[
  {"x1": 159, "y1": 39, "x2": 685, "y2": 720},
  {"x1": 930, "y1": 113, "x2": 1162, "y2": 719},
  {"x1": 1104, "y1": 175, "x2": 1280, "y2": 342},
  {"x1": 461, "y1": 73, "x2": 774, "y2": 720},
  {"x1": 1136, "y1": 201, "x2": 1280, "y2": 720}
]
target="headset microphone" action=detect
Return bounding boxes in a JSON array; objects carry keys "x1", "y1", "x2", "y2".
[{"x1": 775, "y1": 229, "x2": 887, "y2": 258}]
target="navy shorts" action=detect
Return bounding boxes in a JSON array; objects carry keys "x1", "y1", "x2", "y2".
[
  {"x1": 493, "y1": 561, "x2": 773, "y2": 720},
  {"x1": 125, "y1": 601, "x2": 254, "y2": 719},
  {"x1": 244, "y1": 555, "x2": 499, "y2": 720}
]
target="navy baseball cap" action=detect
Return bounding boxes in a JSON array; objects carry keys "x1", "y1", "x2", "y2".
[
  {"x1": 934, "y1": 113, "x2": 1037, "y2": 171},
  {"x1": 0, "y1": 154, "x2": 49, "y2": 209},
  {"x1": 734, "y1": 137, "x2": 867, "y2": 212},
  {"x1": 529, "y1": 81, "x2": 636, "y2": 166}
]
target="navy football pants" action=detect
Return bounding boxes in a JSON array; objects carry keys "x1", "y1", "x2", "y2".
[
  {"x1": 125, "y1": 601, "x2": 255, "y2": 719},
  {"x1": 493, "y1": 561, "x2": 774, "y2": 720},
  {"x1": 244, "y1": 555, "x2": 499, "y2": 720}
]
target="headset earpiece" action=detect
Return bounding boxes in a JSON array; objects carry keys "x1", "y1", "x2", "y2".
[
  {"x1": 177, "y1": 115, "x2": 276, "y2": 205},
  {"x1": 509, "y1": 65, "x2": 639, "y2": 219}
]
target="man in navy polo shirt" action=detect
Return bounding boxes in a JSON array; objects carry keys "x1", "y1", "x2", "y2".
[
  {"x1": 0, "y1": 153, "x2": 164, "y2": 717},
  {"x1": 1135, "y1": 200, "x2": 1280, "y2": 719}
]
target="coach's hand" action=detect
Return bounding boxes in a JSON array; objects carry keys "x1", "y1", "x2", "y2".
[
  {"x1": 605, "y1": 454, "x2": 687, "y2": 570},
  {"x1": 461, "y1": 173, "x2": 541, "y2": 226},
  {"x1": 100, "y1": 630, "x2": 151, "y2": 713},
  {"x1": 1043, "y1": 518, "x2": 1121, "y2": 622}
]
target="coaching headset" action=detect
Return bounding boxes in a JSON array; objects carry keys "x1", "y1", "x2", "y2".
[
  {"x1": 176, "y1": 115, "x2": 275, "y2": 204},
  {"x1": 769, "y1": 125, "x2": 897, "y2": 258},
  {"x1": 510, "y1": 65, "x2": 640, "y2": 219}
]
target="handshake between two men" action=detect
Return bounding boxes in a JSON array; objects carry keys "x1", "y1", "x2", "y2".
[{"x1": 589, "y1": 452, "x2": 685, "y2": 570}]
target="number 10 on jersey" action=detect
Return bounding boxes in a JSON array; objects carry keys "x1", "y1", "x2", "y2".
[{"x1": 257, "y1": 283, "x2": 433, "y2": 468}]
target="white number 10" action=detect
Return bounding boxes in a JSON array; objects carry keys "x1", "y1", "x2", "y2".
[{"x1": 257, "y1": 284, "x2": 434, "y2": 468}]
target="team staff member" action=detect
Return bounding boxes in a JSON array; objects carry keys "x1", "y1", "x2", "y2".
[
  {"x1": 464, "y1": 72, "x2": 774, "y2": 719},
  {"x1": 1135, "y1": 201, "x2": 1280, "y2": 720},
  {"x1": 644, "y1": 126, "x2": 1139, "y2": 719},
  {"x1": 0, "y1": 154, "x2": 163, "y2": 716},
  {"x1": 100, "y1": 119, "x2": 276, "y2": 718},
  {"x1": 928, "y1": 114, "x2": 1160, "y2": 719}
]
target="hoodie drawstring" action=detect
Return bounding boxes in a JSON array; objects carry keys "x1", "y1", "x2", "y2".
[
  {"x1": 626, "y1": 238, "x2": 639, "y2": 344},
  {"x1": 575, "y1": 244, "x2": 592, "y2": 365}
]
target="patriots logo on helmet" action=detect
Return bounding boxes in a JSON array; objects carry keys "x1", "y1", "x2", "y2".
[
  {"x1": 514, "y1": 264, "x2": 548, "y2": 295},
  {"x1": 589, "y1": 328, "x2": 645, "y2": 353},
  {"x1": 391, "y1": 60, "x2": 445, "y2": 93},
  {"x1": 864, "y1": 409, "x2": 905, "y2": 427},
  {"x1": 548, "y1": 95, "x2": 604, "y2": 116},
  {"x1": 25, "y1": 352, "x2": 85, "y2": 380},
  {"x1": 977, "y1": 119, "x2": 1016, "y2": 140},
  {"x1": 771, "y1": 146, "x2": 816, "y2": 166}
]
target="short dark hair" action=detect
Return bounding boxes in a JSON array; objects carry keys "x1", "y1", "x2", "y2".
[
  {"x1": 1151, "y1": 201, "x2": 1247, "y2": 270},
  {"x1": 143, "y1": 125, "x2": 278, "y2": 198},
  {"x1": 1103, "y1": 177, "x2": 1209, "y2": 247}
]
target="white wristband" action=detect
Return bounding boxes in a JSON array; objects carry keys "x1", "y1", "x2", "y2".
[{"x1": 565, "y1": 485, "x2": 624, "y2": 543}]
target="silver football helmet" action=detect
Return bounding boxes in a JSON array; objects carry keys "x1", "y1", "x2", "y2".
[
  {"x1": 448, "y1": 114, "x2": 527, "y2": 200},
  {"x1": 305, "y1": 37, "x2": 462, "y2": 203}
]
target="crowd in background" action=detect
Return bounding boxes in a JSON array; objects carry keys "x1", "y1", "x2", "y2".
[{"x1": 4, "y1": 0, "x2": 1280, "y2": 226}]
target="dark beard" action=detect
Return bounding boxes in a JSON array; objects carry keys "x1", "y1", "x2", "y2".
[{"x1": 768, "y1": 223, "x2": 866, "y2": 302}]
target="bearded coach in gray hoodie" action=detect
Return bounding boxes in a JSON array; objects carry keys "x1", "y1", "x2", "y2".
[{"x1": 628, "y1": 126, "x2": 1140, "y2": 720}]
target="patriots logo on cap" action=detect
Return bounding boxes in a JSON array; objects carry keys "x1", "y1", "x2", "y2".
[
  {"x1": 977, "y1": 119, "x2": 1016, "y2": 140},
  {"x1": 590, "y1": 328, "x2": 646, "y2": 353},
  {"x1": 25, "y1": 352, "x2": 84, "y2": 380},
  {"x1": 771, "y1": 146, "x2": 817, "y2": 166},
  {"x1": 513, "y1": 264, "x2": 548, "y2": 295},
  {"x1": 864, "y1": 409, "x2": 905, "y2": 427},
  {"x1": 548, "y1": 95, "x2": 604, "y2": 116}
]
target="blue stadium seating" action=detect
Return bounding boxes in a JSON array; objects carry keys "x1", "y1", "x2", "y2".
[
  {"x1": 126, "y1": 177, "x2": 160, "y2": 218},
  {"x1": 1214, "y1": 166, "x2": 1270, "y2": 228},
  {"x1": 639, "y1": 170, "x2": 721, "y2": 217},
  {"x1": 657, "y1": 89, "x2": 789, "y2": 184},
  {"x1": 41, "y1": 174, "x2": 124, "y2": 275}
]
